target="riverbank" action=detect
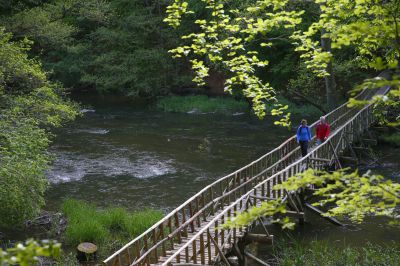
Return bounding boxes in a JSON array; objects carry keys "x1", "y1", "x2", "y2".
[
  {"x1": 268, "y1": 238, "x2": 400, "y2": 266},
  {"x1": 154, "y1": 95, "x2": 323, "y2": 117},
  {"x1": 0, "y1": 200, "x2": 163, "y2": 265}
]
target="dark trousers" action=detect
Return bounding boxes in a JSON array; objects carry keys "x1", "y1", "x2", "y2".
[{"x1": 299, "y1": 141, "x2": 309, "y2": 157}]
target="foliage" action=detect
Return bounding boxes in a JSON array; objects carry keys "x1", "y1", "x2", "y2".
[
  {"x1": 379, "y1": 133, "x2": 400, "y2": 147},
  {"x1": 287, "y1": 59, "x2": 371, "y2": 106},
  {"x1": 0, "y1": 239, "x2": 61, "y2": 266},
  {"x1": 293, "y1": 0, "x2": 399, "y2": 77},
  {"x1": 286, "y1": 62, "x2": 325, "y2": 103},
  {"x1": 165, "y1": 0, "x2": 400, "y2": 126},
  {"x1": 224, "y1": 169, "x2": 400, "y2": 229},
  {"x1": 265, "y1": 97, "x2": 323, "y2": 117},
  {"x1": 292, "y1": 0, "x2": 400, "y2": 124},
  {"x1": 2, "y1": 0, "x2": 194, "y2": 97},
  {"x1": 164, "y1": 0, "x2": 308, "y2": 126},
  {"x1": 156, "y1": 95, "x2": 248, "y2": 114},
  {"x1": 0, "y1": 29, "x2": 79, "y2": 228},
  {"x1": 273, "y1": 239, "x2": 400, "y2": 266},
  {"x1": 62, "y1": 199, "x2": 163, "y2": 246}
]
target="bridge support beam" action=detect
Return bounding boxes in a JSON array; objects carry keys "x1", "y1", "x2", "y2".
[{"x1": 236, "y1": 239, "x2": 247, "y2": 266}]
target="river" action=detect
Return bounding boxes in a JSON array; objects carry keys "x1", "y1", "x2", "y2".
[
  {"x1": 45, "y1": 95, "x2": 293, "y2": 211},
  {"x1": 4, "y1": 95, "x2": 399, "y2": 252}
]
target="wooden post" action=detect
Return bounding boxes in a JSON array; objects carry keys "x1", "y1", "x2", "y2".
[
  {"x1": 152, "y1": 228, "x2": 158, "y2": 262},
  {"x1": 160, "y1": 223, "x2": 166, "y2": 256},
  {"x1": 143, "y1": 234, "x2": 150, "y2": 266},
  {"x1": 237, "y1": 238, "x2": 247, "y2": 266},
  {"x1": 206, "y1": 228, "x2": 212, "y2": 264},
  {"x1": 174, "y1": 212, "x2": 182, "y2": 244},
  {"x1": 200, "y1": 233, "x2": 205, "y2": 265}
]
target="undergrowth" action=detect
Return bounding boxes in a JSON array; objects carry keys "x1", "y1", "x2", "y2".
[
  {"x1": 379, "y1": 132, "x2": 400, "y2": 146},
  {"x1": 156, "y1": 95, "x2": 248, "y2": 114},
  {"x1": 272, "y1": 239, "x2": 400, "y2": 266}
]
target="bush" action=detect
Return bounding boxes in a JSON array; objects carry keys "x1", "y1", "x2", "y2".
[
  {"x1": 62, "y1": 199, "x2": 163, "y2": 246},
  {"x1": 0, "y1": 29, "x2": 78, "y2": 228},
  {"x1": 156, "y1": 95, "x2": 248, "y2": 114}
]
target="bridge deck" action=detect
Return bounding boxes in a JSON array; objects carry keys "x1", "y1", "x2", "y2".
[{"x1": 103, "y1": 83, "x2": 390, "y2": 266}]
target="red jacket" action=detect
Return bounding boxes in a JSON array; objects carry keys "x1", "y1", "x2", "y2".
[{"x1": 316, "y1": 122, "x2": 330, "y2": 140}]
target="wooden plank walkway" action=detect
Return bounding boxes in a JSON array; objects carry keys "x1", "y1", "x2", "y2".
[{"x1": 103, "y1": 84, "x2": 390, "y2": 266}]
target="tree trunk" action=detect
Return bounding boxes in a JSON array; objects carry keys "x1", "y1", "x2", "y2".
[{"x1": 321, "y1": 29, "x2": 337, "y2": 110}]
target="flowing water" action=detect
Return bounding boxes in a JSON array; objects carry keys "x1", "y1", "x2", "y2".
[{"x1": 45, "y1": 95, "x2": 294, "y2": 211}]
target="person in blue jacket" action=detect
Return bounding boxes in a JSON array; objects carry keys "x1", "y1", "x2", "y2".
[{"x1": 297, "y1": 119, "x2": 312, "y2": 157}]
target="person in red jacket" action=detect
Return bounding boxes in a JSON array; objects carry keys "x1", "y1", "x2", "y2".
[{"x1": 316, "y1": 116, "x2": 330, "y2": 145}]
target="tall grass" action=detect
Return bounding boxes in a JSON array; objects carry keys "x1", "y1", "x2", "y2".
[
  {"x1": 62, "y1": 199, "x2": 163, "y2": 246},
  {"x1": 156, "y1": 95, "x2": 248, "y2": 114},
  {"x1": 272, "y1": 239, "x2": 400, "y2": 266}
]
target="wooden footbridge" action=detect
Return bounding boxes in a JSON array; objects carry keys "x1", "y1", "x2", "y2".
[{"x1": 103, "y1": 83, "x2": 390, "y2": 266}]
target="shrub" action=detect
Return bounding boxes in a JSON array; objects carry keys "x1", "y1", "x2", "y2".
[{"x1": 0, "y1": 29, "x2": 78, "y2": 229}]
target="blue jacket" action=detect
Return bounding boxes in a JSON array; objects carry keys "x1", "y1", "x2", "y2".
[{"x1": 297, "y1": 126, "x2": 312, "y2": 142}]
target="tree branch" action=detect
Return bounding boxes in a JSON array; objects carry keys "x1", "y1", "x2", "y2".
[{"x1": 287, "y1": 89, "x2": 328, "y2": 113}]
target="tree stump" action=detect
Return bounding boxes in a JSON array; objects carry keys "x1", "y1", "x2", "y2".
[{"x1": 77, "y1": 242, "x2": 97, "y2": 262}]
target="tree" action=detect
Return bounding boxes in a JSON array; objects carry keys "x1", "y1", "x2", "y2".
[
  {"x1": 0, "y1": 28, "x2": 78, "y2": 228},
  {"x1": 165, "y1": 0, "x2": 400, "y2": 227},
  {"x1": 2, "y1": 0, "x2": 194, "y2": 98},
  {"x1": 165, "y1": 0, "x2": 400, "y2": 126},
  {"x1": 165, "y1": 0, "x2": 306, "y2": 126},
  {"x1": 293, "y1": 0, "x2": 400, "y2": 123}
]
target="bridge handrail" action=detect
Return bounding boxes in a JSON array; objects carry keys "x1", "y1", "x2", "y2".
[{"x1": 103, "y1": 84, "x2": 378, "y2": 265}]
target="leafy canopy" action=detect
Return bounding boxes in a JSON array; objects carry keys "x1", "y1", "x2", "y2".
[
  {"x1": 165, "y1": 0, "x2": 400, "y2": 126},
  {"x1": 165, "y1": 0, "x2": 307, "y2": 127},
  {"x1": 0, "y1": 239, "x2": 60, "y2": 266}
]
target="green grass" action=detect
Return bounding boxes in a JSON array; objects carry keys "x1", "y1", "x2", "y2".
[
  {"x1": 272, "y1": 239, "x2": 400, "y2": 266},
  {"x1": 156, "y1": 95, "x2": 248, "y2": 114},
  {"x1": 62, "y1": 199, "x2": 163, "y2": 246},
  {"x1": 379, "y1": 133, "x2": 400, "y2": 146}
]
